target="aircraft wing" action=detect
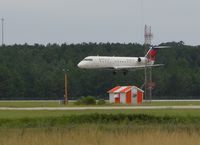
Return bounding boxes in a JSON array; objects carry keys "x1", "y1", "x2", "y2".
[{"x1": 113, "y1": 64, "x2": 164, "y2": 70}]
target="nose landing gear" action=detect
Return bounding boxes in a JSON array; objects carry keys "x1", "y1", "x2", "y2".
[{"x1": 112, "y1": 70, "x2": 128, "y2": 75}]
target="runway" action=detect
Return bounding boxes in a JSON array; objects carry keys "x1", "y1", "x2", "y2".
[{"x1": 0, "y1": 106, "x2": 200, "y2": 110}]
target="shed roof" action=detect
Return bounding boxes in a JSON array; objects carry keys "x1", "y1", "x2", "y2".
[{"x1": 108, "y1": 86, "x2": 144, "y2": 93}]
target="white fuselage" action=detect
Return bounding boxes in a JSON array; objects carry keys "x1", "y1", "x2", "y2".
[{"x1": 77, "y1": 56, "x2": 154, "y2": 70}]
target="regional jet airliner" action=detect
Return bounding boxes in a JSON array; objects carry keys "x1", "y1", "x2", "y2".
[{"x1": 78, "y1": 46, "x2": 167, "y2": 75}]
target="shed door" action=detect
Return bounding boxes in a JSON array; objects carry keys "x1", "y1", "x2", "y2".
[
  {"x1": 137, "y1": 91, "x2": 143, "y2": 104},
  {"x1": 126, "y1": 91, "x2": 132, "y2": 104},
  {"x1": 115, "y1": 94, "x2": 120, "y2": 103}
]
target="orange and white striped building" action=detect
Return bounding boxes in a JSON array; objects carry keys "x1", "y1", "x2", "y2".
[{"x1": 108, "y1": 86, "x2": 143, "y2": 105}]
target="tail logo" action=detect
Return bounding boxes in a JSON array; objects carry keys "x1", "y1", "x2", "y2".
[
  {"x1": 146, "y1": 46, "x2": 168, "y2": 62},
  {"x1": 147, "y1": 48, "x2": 158, "y2": 61}
]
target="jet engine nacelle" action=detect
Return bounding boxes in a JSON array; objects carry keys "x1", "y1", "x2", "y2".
[
  {"x1": 137, "y1": 57, "x2": 142, "y2": 62},
  {"x1": 137, "y1": 57, "x2": 146, "y2": 63}
]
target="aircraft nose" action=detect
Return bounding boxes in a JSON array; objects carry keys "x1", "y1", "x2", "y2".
[{"x1": 77, "y1": 61, "x2": 83, "y2": 68}]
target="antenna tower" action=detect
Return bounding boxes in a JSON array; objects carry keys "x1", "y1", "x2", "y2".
[
  {"x1": 1, "y1": 18, "x2": 4, "y2": 46},
  {"x1": 144, "y1": 25, "x2": 153, "y2": 49},
  {"x1": 144, "y1": 25, "x2": 153, "y2": 102}
]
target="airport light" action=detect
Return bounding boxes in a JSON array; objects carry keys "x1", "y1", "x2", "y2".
[{"x1": 63, "y1": 69, "x2": 69, "y2": 104}]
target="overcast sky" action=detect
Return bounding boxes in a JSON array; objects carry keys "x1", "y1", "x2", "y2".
[{"x1": 0, "y1": 0, "x2": 200, "y2": 45}]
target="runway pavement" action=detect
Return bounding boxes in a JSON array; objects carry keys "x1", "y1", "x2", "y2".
[{"x1": 0, "y1": 106, "x2": 200, "y2": 110}]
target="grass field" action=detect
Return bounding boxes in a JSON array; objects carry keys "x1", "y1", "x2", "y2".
[
  {"x1": 0, "y1": 100, "x2": 65, "y2": 107},
  {"x1": 0, "y1": 100, "x2": 200, "y2": 145},
  {"x1": 0, "y1": 109, "x2": 200, "y2": 119},
  {"x1": 0, "y1": 100, "x2": 200, "y2": 107},
  {"x1": 0, "y1": 109, "x2": 200, "y2": 129}
]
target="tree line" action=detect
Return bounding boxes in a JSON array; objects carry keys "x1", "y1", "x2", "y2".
[{"x1": 0, "y1": 42, "x2": 200, "y2": 100}]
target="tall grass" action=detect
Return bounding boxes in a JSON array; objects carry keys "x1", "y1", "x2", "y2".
[{"x1": 0, "y1": 125, "x2": 200, "y2": 145}]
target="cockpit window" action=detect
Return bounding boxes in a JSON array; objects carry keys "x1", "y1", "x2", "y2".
[{"x1": 84, "y1": 58, "x2": 93, "y2": 61}]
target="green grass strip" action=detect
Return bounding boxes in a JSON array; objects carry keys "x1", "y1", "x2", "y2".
[{"x1": 0, "y1": 113, "x2": 200, "y2": 128}]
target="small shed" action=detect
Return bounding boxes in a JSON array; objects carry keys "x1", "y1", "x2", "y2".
[{"x1": 108, "y1": 86, "x2": 144, "y2": 105}]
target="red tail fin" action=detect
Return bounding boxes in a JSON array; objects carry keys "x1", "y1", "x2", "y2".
[
  {"x1": 148, "y1": 48, "x2": 158, "y2": 61},
  {"x1": 145, "y1": 47, "x2": 158, "y2": 62},
  {"x1": 145, "y1": 46, "x2": 169, "y2": 62}
]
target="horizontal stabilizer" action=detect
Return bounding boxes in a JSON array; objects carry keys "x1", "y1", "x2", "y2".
[{"x1": 113, "y1": 64, "x2": 164, "y2": 70}]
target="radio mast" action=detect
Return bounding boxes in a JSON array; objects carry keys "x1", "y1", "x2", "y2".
[
  {"x1": 1, "y1": 18, "x2": 4, "y2": 46},
  {"x1": 144, "y1": 25, "x2": 153, "y2": 101}
]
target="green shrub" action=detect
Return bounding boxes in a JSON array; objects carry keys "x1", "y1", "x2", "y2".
[
  {"x1": 74, "y1": 100, "x2": 82, "y2": 105},
  {"x1": 81, "y1": 96, "x2": 96, "y2": 105},
  {"x1": 74, "y1": 96, "x2": 96, "y2": 105},
  {"x1": 97, "y1": 99, "x2": 106, "y2": 105}
]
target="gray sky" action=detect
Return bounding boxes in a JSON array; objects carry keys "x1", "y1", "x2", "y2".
[{"x1": 0, "y1": 0, "x2": 200, "y2": 45}]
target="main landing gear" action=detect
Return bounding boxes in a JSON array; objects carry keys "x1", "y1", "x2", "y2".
[
  {"x1": 123, "y1": 71, "x2": 128, "y2": 76},
  {"x1": 112, "y1": 71, "x2": 128, "y2": 76}
]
